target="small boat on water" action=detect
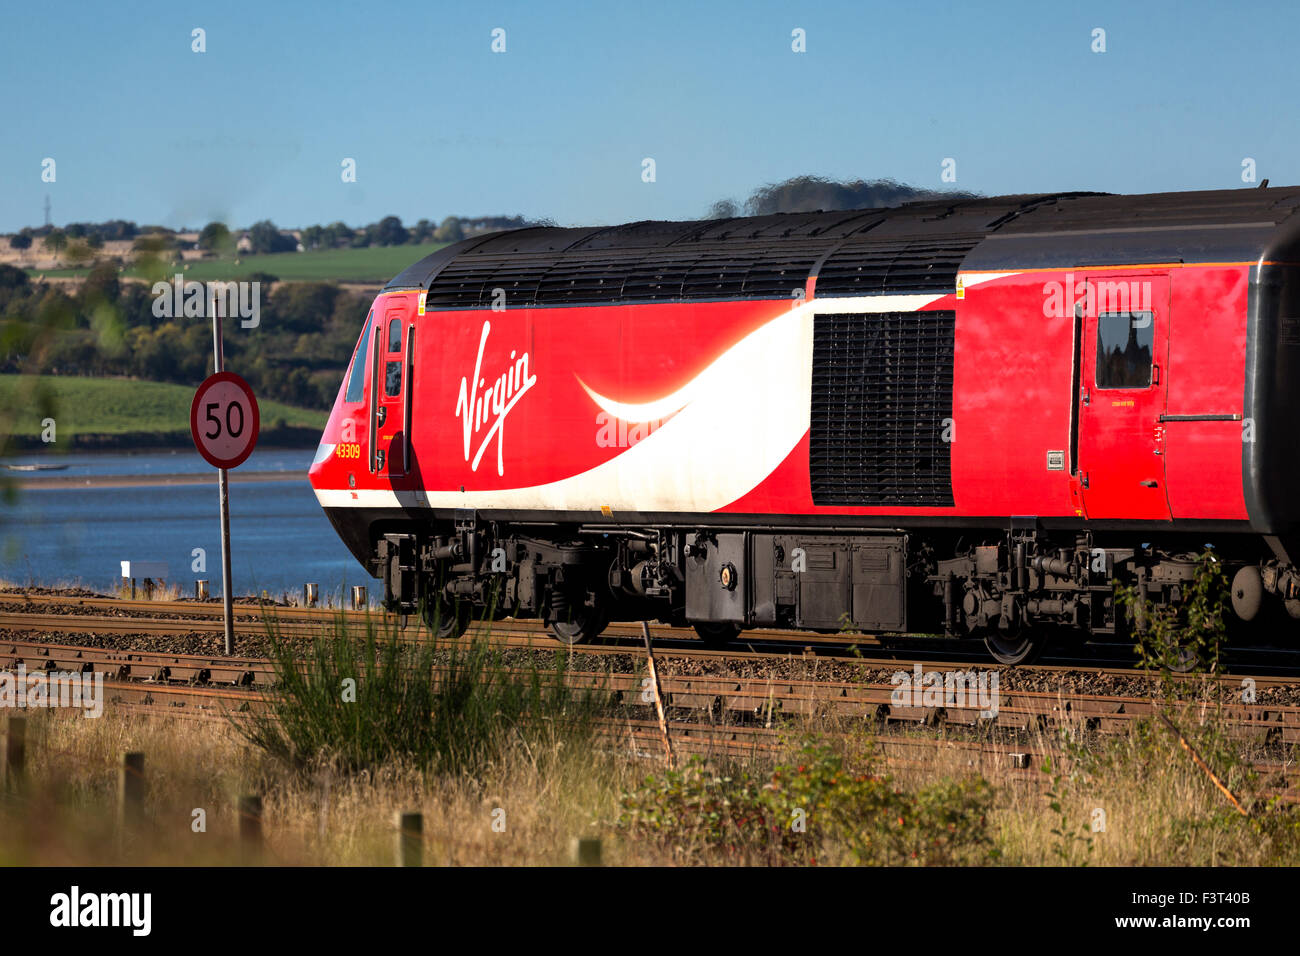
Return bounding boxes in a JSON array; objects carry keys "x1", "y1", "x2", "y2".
[{"x1": 2, "y1": 463, "x2": 71, "y2": 472}]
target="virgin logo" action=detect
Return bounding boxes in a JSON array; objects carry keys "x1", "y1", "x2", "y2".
[{"x1": 454, "y1": 320, "x2": 537, "y2": 476}]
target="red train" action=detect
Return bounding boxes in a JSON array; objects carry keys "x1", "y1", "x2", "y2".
[{"x1": 307, "y1": 186, "x2": 1300, "y2": 663}]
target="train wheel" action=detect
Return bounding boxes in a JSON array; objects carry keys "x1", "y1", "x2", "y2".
[
  {"x1": 1229, "y1": 566, "x2": 1265, "y2": 625},
  {"x1": 550, "y1": 605, "x2": 608, "y2": 645},
  {"x1": 982, "y1": 628, "x2": 1045, "y2": 666},
  {"x1": 425, "y1": 598, "x2": 471, "y2": 640},
  {"x1": 693, "y1": 622, "x2": 741, "y2": 648}
]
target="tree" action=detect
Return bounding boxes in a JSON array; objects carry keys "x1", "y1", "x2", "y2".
[
  {"x1": 9, "y1": 233, "x2": 31, "y2": 251},
  {"x1": 411, "y1": 218, "x2": 434, "y2": 243},
  {"x1": 42, "y1": 230, "x2": 67, "y2": 258},
  {"x1": 322, "y1": 221, "x2": 353, "y2": 248},
  {"x1": 0, "y1": 264, "x2": 29, "y2": 291},
  {"x1": 80, "y1": 262, "x2": 120, "y2": 305},
  {"x1": 132, "y1": 233, "x2": 175, "y2": 253},
  {"x1": 706, "y1": 199, "x2": 739, "y2": 219},
  {"x1": 64, "y1": 240, "x2": 94, "y2": 265},
  {"x1": 434, "y1": 216, "x2": 464, "y2": 243},
  {"x1": 199, "y1": 221, "x2": 232, "y2": 253},
  {"x1": 248, "y1": 220, "x2": 296, "y2": 254},
  {"x1": 372, "y1": 215, "x2": 409, "y2": 247},
  {"x1": 99, "y1": 220, "x2": 138, "y2": 241},
  {"x1": 714, "y1": 175, "x2": 980, "y2": 218},
  {"x1": 300, "y1": 225, "x2": 324, "y2": 250}
]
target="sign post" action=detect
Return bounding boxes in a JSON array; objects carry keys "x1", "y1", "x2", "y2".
[{"x1": 191, "y1": 306, "x2": 259, "y2": 656}]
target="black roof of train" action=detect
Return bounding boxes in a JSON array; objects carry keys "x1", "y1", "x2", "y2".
[{"x1": 385, "y1": 186, "x2": 1300, "y2": 308}]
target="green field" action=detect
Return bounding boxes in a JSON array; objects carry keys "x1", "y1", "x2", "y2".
[
  {"x1": 0, "y1": 375, "x2": 326, "y2": 441},
  {"x1": 28, "y1": 242, "x2": 448, "y2": 284}
]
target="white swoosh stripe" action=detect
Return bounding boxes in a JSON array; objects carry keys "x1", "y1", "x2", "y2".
[{"x1": 577, "y1": 293, "x2": 943, "y2": 424}]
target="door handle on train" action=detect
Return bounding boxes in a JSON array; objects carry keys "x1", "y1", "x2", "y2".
[
  {"x1": 1151, "y1": 364, "x2": 1160, "y2": 385},
  {"x1": 369, "y1": 325, "x2": 381, "y2": 474},
  {"x1": 403, "y1": 324, "x2": 415, "y2": 475}
]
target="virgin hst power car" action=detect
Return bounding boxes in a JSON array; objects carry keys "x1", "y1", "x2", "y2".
[{"x1": 308, "y1": 186, "x2": 1300, "y2": 663}]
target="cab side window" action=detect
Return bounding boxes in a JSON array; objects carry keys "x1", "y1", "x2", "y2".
[
  {"x1": 343, "y1": 311, "x2": 373, "y2": 403},
  {"x1": 1095, "y1": 311, "x2": 1153, "y2": 389},
  {"x1": 385, "y1": 318, "x2": 403, "y2": 396}
]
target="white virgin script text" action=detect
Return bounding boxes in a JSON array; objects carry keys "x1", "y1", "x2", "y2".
[{"x1": 454, "y1": 321, "x2": 537, "y2": 476}]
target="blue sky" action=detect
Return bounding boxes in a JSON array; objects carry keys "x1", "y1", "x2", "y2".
[{"x1": 1, "y1": 0, "x2": 1296, "y2": 232}]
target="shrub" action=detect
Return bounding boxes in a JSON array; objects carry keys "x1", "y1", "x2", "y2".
[
  {"x1": 237, "y1": 610, "x2": 607, "y2": 778},
  {"x1": 618, "y1": 741, "x2": 996, "y2": 865}
]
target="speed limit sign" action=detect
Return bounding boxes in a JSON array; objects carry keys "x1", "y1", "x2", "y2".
[{"x1": 190, "y1": 371, "x2": 260, "y2": 469}]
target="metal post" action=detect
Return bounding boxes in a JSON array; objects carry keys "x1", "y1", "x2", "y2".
[{"x1": 213, "y1": 300, "x2": 234, "y2": 656}]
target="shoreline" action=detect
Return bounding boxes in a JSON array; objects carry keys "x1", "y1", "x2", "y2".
[
  {"x1": 14, "y1": 470, "x2": 309, "y2": 490},
  {"x1": 1, "y1": 424, "x2": 321, "y2": 453}
]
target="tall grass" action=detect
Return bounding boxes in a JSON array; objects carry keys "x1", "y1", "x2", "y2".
[{"x1": 237, "y1": 609, "x2": 610, "y2": 778}]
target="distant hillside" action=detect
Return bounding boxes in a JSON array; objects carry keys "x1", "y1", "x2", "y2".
[
  {"x1": 0, "y1": 264, "x2": 365, "y2": 411},
  {"x1": 22, "y1": 243, "x2": 449, "y2": 285},
  {"x1": 0, "y1": 375, "x2": 326, "y2": 451}
]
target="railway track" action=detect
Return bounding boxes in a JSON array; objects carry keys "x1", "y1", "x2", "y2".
[
  {"x1": 6, "y1": 590, "x2": 1300, "y2": 755},
  {"x1": 5, "y1": 589, "x2": 1300, "y2": 685},
  {"x1": 4, "y1": 637, "x2": 1300, "y2": 744}
]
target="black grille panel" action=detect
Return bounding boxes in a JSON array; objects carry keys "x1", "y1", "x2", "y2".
[
  {"x1": 424, "y1": 247, "x2": 825, "y2": 309},
  {"x1": 810, "y1": 311, "x2": 956, "y2": 507}
]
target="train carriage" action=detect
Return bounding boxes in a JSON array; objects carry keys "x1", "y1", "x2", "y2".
[{"x1": 307, "y1": 186, "x2": 1300, "y2": 663}]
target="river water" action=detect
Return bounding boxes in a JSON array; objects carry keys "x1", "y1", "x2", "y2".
[{"x1": 0, "y1": 448, "x2": 364, "y2": 600}]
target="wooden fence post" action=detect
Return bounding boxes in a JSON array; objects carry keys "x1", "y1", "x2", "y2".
[
  {"x1": 2, "y1": 716, "x2": 25, "y2": 787},
  {"x1": 395, "y1": 811, "x2": 423, "y2": 867},
  {"x1": 239, "y1": 794, "x2": 264, "y2": 849},
  {"x1": 572, "y1": 836, "x2": 602, "y2": 866},
  {"x1": 119, "y1": 752, "x2": 145, "y2": 826}
]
